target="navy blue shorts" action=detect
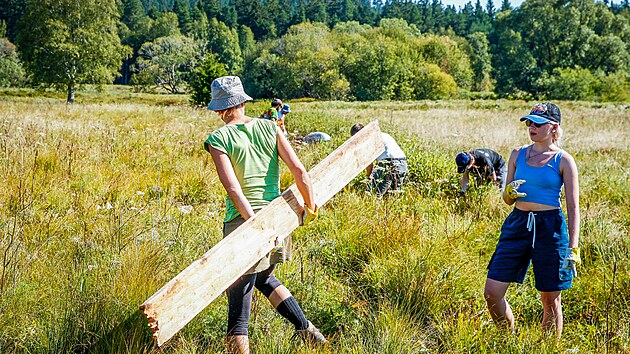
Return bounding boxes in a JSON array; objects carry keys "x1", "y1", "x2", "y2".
[{"x1": 487, "y1": 208, "x2": 573, "y2": 292}]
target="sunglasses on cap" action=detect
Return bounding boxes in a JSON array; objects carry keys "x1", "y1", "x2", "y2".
[{"x1": 525, "y1": 120, "x2": 550, "y2": 128}]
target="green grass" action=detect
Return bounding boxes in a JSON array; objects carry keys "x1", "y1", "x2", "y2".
[{"x1": 0, "y1": 86, "x2": 628, "y2": 353}]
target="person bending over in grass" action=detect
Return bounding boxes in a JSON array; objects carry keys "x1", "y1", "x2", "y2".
[
  {"x1": 204, "y1": 76, "x2": 326, "y2": 353},
  {"x1": 484, "y1": 102, "x2": 581, "y2": 338},
  {"x1": 351, "y1": 123, "x2": 408, "y2": 197},
  {"x1": 455, "y1": 148, "x2": 507, "y2": 194}
]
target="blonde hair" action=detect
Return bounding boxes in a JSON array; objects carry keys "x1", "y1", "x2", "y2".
[{"x1": 552, "y1": 124, "x2": 563, "y2": 147}]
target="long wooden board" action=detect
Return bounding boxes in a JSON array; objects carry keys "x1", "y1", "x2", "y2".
[{"x1": 140, "y1": 121, "x2": 384, "y2": 346}]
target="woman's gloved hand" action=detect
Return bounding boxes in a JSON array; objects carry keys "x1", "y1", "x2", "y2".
[
  {"x1": 563, "y1": 247, "x2": 581, "y2": 277},
  {"x1": 302, "y1": 204, "x2": 318, "y2": 226},
  {"x1": 505, "y1": 180, "x2": 527, "y2": 199}
]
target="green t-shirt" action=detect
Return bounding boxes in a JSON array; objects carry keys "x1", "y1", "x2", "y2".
[
  {"x1": 205, "y1": 119, "x2": 281, "y2": 222},
  {"x1": 261, "y1": 107, "x2": 279, "y2": 121}
]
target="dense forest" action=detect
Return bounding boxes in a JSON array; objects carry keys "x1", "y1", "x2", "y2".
[{"x1": 0, "y1": 0, "x2": 628, "y2": 102}]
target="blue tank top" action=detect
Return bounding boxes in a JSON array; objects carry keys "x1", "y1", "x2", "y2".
[{"x1": 513, "y1": 146, "x2": 564, "y2": 207}]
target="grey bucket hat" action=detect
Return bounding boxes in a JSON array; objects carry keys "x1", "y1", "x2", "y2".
[{"x1": 207, "y1": 76, "x2": 253, "y2": 111}]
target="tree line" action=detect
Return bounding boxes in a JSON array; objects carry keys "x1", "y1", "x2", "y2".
[{"x1": 0, "y1": 0, "x2": 628, "y2": 103}]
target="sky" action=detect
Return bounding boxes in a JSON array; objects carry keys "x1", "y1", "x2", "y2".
[
  {"x1": 439, "y1": 0, "x2": 525, "y2": 9},
  {"x1": 440, "y1": 0, "x2": 623, "y2": 9}
]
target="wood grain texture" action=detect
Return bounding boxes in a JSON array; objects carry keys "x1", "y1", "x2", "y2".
[{"x1": 140, "y1": 121, "x2": 384, "y2": 346}]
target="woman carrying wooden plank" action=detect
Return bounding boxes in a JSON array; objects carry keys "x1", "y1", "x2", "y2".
[{"x1": 204, "y1": 76, "x2": 327, "y2": 353}]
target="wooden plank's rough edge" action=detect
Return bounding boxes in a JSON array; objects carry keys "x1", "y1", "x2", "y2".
[{"x1": 140, "y1": 121, "x2": 384, "y2": 346}]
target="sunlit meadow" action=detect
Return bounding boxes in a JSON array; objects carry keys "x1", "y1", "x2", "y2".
[{"x1": 0, "y1": 87, "x2": 628, "y2": 353}]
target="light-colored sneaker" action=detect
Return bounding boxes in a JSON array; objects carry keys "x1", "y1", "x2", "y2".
[{"x1": 296, "y1": 321, "x2": 327, "y2": 344}]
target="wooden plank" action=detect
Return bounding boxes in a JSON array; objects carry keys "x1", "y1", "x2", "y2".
[{"x1": 140, "y1": 121, "x2": 384, "y2": 346}]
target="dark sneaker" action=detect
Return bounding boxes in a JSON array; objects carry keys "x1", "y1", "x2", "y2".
[{"x1": 296, "y1": 321, "x2": 327, "y2": 344}]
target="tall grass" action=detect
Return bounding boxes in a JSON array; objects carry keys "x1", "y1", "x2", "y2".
[{"x1": 0, "y1": 88, "x2": 628, "y2": 353}]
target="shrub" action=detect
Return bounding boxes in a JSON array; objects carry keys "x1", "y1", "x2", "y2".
[
  {"x1": 592, "y1": 71, "x2": 630, "y2": 102},
  {"x1": 188, "y1": 54, "x2": 228, "y2": 107},
  {"x1": 417, "y1": 34, "x2": 474, "y2": 90},
  {"x1": 0, "y1": 38, "x2": 26, "y2": 87},
  {"x1": 537, "y1": 67, "x2": 596, "y2": 100},
  {"x1": 411, "y1": 63, "x2": 458, "y2": 100},
  {"x1": 538, "y1": 67, "x2": 630, "y2": 102}
]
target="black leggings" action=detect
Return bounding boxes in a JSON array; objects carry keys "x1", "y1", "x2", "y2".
[{"x1": 226, "y1": 265, "x2": 282, "y2": 336}]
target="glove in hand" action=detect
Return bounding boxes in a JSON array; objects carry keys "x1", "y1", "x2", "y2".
[
  {"x1": 505, "y1": 180, "x2": 527, "y2": 199},
  {"x1": 302, "y1": 204, "x2": 318, "y2": 226},
  {"x1": 270, "y1": 237, "x2": 286, "y2": 264},
  {"x1": 563, "y1": 247, "x2": 581, "y2": 277}
]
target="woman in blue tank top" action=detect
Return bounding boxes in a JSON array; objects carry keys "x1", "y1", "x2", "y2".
[{"x1": 484, "y1": 103, "x2": 581, "y2": 338}]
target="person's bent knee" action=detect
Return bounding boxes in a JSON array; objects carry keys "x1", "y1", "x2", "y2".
[
  {"x1": 268, "y1": 285, "x2": 292, "y2": 308},
  {"x1": 484, "y1": 279, "x2": 508, "y2": 302},
  {"x1": 541, "y1": 291, "x2": 562, "y2": 310},
  {"x1": 255, "y1": 272, "x2": 282, "y2": 298},
  {"x1": 484, "y1": 288, "x2": 503, "y2": 303}
]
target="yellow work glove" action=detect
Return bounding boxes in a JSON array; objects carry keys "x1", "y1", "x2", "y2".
[
  {"x1": 563, "y1": 247, "x2": 581, "y2": 277},
  {"x1": 302, "y1": 204, "x2": 318, "y2": 226},
  {"x1": 505, "y1": 179, "x2": 527, "y2": 199}
]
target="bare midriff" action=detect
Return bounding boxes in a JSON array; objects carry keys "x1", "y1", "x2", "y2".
[{"x1": 515, "y1": 201, "x2": 560, "y2": 212}]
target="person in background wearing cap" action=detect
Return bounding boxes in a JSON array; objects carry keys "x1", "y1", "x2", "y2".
[
  {"x1": 204, "y1": 76, "x2": 327, "y2": 353},
  {"x1": 455, "y1": 149, "x2": 507, "y2": 194},
  {"x1": 351, "y1": 123, "x2": 408, "y2": 197},
  {"x1": 277, "y1": 104, "x2": 291, "y2": 136},
  {"x1": 484, "y1": 102, "x2": 580, "y2": 338}
]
